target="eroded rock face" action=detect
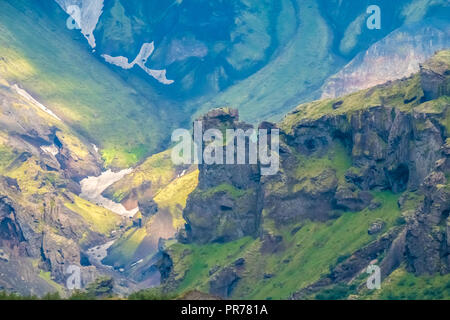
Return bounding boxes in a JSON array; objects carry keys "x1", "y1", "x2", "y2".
[
  {"x1": 321, "y1": 20, "x2": 450, "y2": 99},
  {"x1": 40, "y1": 232, "x2": 80, "y2": 283},
  {"x1": 0, "y1": 195, "x2": 39, "y2": 258},
  {"x1": 0, "y1": 197, "x2": 24, "y2": 245},
  {"x1": 159, "y1": 53, "x2": 450, "y2": 297},
  {"x1": 184, "y1": 66, "x2": 449, "y2": 240},
  {"x1": 264, "y1": 101, "x2": 445, "y2": 226},
  {"x1": 420, "y1": 57, "x2": 450, "y2": 101},
  {"x1": 209, "y1": 267, "x2": 241, "y2": 298},
  {"x1": 404, "y1": 163, "x2": 450, "y2": 274},
  {"x1": 334, "y1": 186, "x2": 373, "y2": 212},
  {"x1": 183, "y1": 108, "x2": 263, "y2": 244}
]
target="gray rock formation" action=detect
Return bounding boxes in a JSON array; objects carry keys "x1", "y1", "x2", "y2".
[
  {"x1": 183, "y1": 108, "x2": 263, "y2": 244},
  {"x1": 321, "y1": 19, "x2": 450, "y2": 99}
]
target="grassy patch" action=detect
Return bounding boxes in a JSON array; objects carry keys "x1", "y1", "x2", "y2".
[
  {"x1": 154, "y1": 170, "x2": 199, "y2": 230},
  {"x1": 0, "y1": 0, "x2": 176, "y2": 168},
  {"x1": 294, "y1": 142, "x2": 352, "y2": 186},
  {"x1": 280, "y1": 74, "x2": 424, "y2": 133},
  {"x1": 64, "y1": 195, "x2": 122, "y2": 236},
  {"x1": 169, "y1": 237, "x2": 254, "y2": 294},
  {"x1": 164, "y1": 190, "x2": 402, "y2": 299},
  {"x1": 104, "y1": 150, "x2": 177, "y2": 202},
  {"x1": 6, "y1": 156, "x2": 55, "y2": 196},
  {"x1": 238, "y1": 191, "x2": 401, "y2": 299},
  {"x1": 202, "y1": 183, "x2": 250, "y2": 200},
  {"x1": 39, "y1": 270, "x2": 65, "y2": 296},
  {"x1": 102, "y1": 227, "x2": 147, "y2": 267},
  {"x1": 364, "y1": 267, "x2": 450, "y2": 300}
]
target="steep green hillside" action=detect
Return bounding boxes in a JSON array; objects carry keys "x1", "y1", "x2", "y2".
[
  {"x1": 163, "y1": 191, "x2": 401, "y2": 299},
  {"x1": 0, "y1": 1, "x2": 449, "y2": 299},
  {"x1": 0, "y1": 65, "x2": 133, "y2": 296},
  {"x1": 0, "y1": 0, "x2": 179, "y2": 168},
  {"x1": 151, "y1": 51, "x2": 450, "y2": 300},
  {"x1": 364, "y1": 268, "x2": 450, "y2": 300}
]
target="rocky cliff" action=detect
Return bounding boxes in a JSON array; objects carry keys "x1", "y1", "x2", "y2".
[
  {"x1": 321, "y1": 19, "x2": 450, "y2": 99},
  {"x1": 157, "y1": 51, "x2": 450, "y2": 299},
  {"x1": 182, "y1": 108, "x2": 263, "y2": 244}
]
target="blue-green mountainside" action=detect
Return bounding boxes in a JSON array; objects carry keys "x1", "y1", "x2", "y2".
[{"x1": 0, "y1": 0, "x2": 449, "y2": 299}]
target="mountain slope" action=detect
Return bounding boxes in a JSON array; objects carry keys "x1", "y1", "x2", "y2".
[
  {"x1": 321, "y1": 18, "x2": 450, "y2": 99},
  {"x1": 0, "y1": 0, "x2": 180, "y2": 168},
  {"x1": 0, "y1": 74, "x2": 131, "y2": 296},
  {"x1": 52, "y1": 0, "x2": 450, "y2": 124},
  {"x1": 151, "y1": 51, "x2": 450, "y2": 300},
  {"x1": 0, "y1": 1, "x2": 449, "y2": 299}
]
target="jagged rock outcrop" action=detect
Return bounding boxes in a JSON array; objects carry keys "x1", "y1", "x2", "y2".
[
  {"x1": 0, "y1": 180, "x2": 105, "y2": 295},
  {"x1": 40, "y1": 232, "x2": 81, "y2": 283},
  {"x1": 404, "y1": 144, "x2": 450, "y2": 274},
  {"x1": 152, "y1": 51, "x2": 450, "y2": 300},
  {"x1": 209, "y1": 267, "x2": 241, "y2": 298},
  {"x1": 420, "y1": 52, "x2": 450, "y2": 101},
  {"x1": 183, "y1": 108, "x2": 263, "y2": 244},
  {"x1": 181, "y1": 52, "x2": 450, "y2": 247},
  {"x1": 334, "y1": 186, "x2": 373, "y2": 212},
  {"x1": 0, "y1": 197, "x2": 25, "y2": 247}
]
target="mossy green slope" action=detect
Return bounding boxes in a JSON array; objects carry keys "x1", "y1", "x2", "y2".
[
  {"x1": 156, "y1": 50, "x2": 450, "y2": 300},
  {"x1": 0, "y1": 0, "x2": 178, "y2": 168}
]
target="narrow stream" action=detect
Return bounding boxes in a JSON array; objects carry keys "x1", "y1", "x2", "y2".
[{"x1": 80, "y1": 169, "x2": 139, "y2": 269}]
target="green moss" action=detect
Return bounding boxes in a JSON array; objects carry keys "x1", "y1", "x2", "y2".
[
  {"x1": 153, "y1": 170, "x2": 199, "y2": 230},
  {"x1": 202, "y1": 183, "x2": 250, "y2": 200},
  {"x1": 364, "y1": 267, "x2": 450, "y2": 300},
  {"x1": 281, "y1": 74, "x2": 424, "y2": 133},
  {"x1": 39, "y1": 270, "x2": 65, "y2": 296},
  {"x1": 293, "y1": 141, "x2": 352, "y2": 189},
  {"x1": 421, "y1": 50, "x2": 450, "y2": 75},
  {"x1": 0, "y1": 0, "x2": 176, "y2": 168},
  {"x1": 6, "y1": 156, "x2": 55, "y2": 196},
  {"x1": 104, "y1": 150, "x2": 177, "y2": 202},
  {"x1": 168, "y1": 237, "x2": 254, "y2": 294},
  {"x1": 64, "y1": 195, "x2": 122, "y2": 236},
  {"x1": 102, "y1": 227, "x2": 147, "y2": 267}
]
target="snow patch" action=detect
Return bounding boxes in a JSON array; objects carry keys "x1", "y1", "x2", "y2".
[
  {"x1": 91, "y1": 144, "x2": 99, "y2": 154},
  {"x1": 40, "y1": 145, "x2": 59, "y2": 156},
  {"x1": 80, "y1": 169, "x2": 139, "y2": 218},
  {"x1": 102, "y1": 42, "x2": 174, "y2": 85},
  {"x1": 13, "y1": 84, "x2": 61, "y2": 121},
  {"x1": 55, "y1": 0, "x2": 104, "y2": 48}
]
